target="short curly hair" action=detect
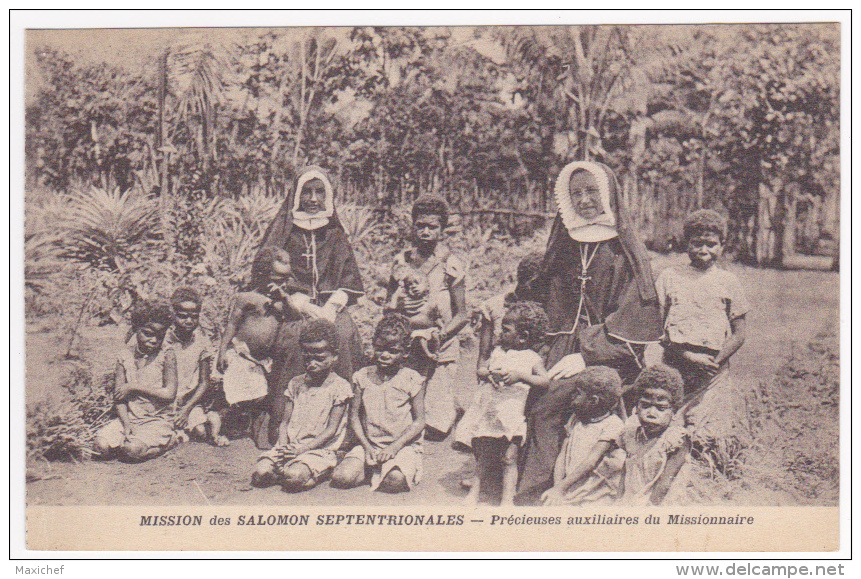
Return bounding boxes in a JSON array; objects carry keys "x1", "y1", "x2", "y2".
[
  {"x1": 505, "y1": 300, "x2": 549, "y2": 348},
  {"x1": 129, "y1": 300, "x2": 174, "y2": 331},
  {"x1": 299, "y1": 318, "x2": 339, "y2": 351},
  {"x1": 170, "y1": 287, "x2": 201, "y2": 308},
  {"x1": 572, "y1": 366, "x2": 622, "y2": 415},
  {"x1": 683, "y1": 209, "x2": 727, "y2": 243},
  {"x1": 411, "y1": 194, "x2": 449, "y2": 229},
  {"x1": 633, "y1": 364, "x2": 685, "y2": 408},
  {"x1": 517, "y1": 251, "x2": 544, "y2": 286},
  {"x1": 373, "y1": 313, "x2": 413, "y2": 350},
  {"x1": 250, "y1": 246, "x2": 291, "y2": 290}
]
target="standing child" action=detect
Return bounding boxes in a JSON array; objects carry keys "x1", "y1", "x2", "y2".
[
  {"x1": 251, "y1": 319, "x2": 353, "y2": 492},
  {"x1": 92, "y1": 301, "x2": 179, "y2": 462},
  {"x1": 540, "y1": 366, "x2": 626, "y2": 506},
  {"x1": 461, "y1": 301, "x2": 550, "y2": 506},
  {"x1": 387, "y1": 195, "x2": 468, "y2": 439},
  {"x1": 618, "y1": 365, "x2": 689, "y2": 506},
  {"x1": 655, "y1": 209, "x2": 750, "y2": 468},
  {"x1": 166, "y1": 288, "x2": 226, "y2": 446},
  {"x1": 331, "y1": 314, "x2": 426, "y2": 493}
]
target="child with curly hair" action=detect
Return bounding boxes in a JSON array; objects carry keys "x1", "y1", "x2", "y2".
[
  {"x1": 540, "y1": 366, "x2": 626, "y2": 506},
  {"x1": 251, "y1": 319, "x2": 353, "y2": 492},
  {"x1": 387, "y1": 195, "x2": 468, "y2": 438},
  {"x1": 655, "y1": 209, "x2": 750, "y2": 470},
  {"x1": 618, "y1": 365, "x2": 690, "y2": 506},
  {"x1": 93, "y1": 301, "x2": 179, "y2": 462},
  {"x1": 461, "y1": 301, "x2": 551, "y2": 505},
  {"x1": 332, "y1": 314, "x2": 426, "y2": 493}
]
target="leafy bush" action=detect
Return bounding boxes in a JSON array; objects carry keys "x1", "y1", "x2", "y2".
[{"x1": 27, "y1": 367, "x2": 114, "y2": 462}]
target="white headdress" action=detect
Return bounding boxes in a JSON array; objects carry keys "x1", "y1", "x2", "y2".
[
  {"x1": 292, "y1": 168, "x2": 335, "y2": 230},
  {"x1": 554, "y1": 161, "x2": 618, "y2": 242}
]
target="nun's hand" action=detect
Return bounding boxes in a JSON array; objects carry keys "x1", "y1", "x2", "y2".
[{"x1": 548, "y1": 353, "x2": 586, "y2": 380}]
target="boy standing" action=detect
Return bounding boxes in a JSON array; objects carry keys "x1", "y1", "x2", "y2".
[
  {"x1": 655, "y1": 209, "x2": 750, "y2": 467},
  {"x1": 252, "y1": 319, "x2": 353, "y2": 492}
]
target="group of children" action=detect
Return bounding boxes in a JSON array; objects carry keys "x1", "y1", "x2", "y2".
[{"x1": 92, "y1": 200, "x2": 749, "y2": 507}]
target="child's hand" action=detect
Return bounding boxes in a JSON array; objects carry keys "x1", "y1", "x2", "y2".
[
  {"x1": 377, "y1": 444, "x2": 399, "y2": 463},
  {"x1": 681, "y1": 351, "x2": 719, "y2": 375},
  {"x1": 174, "y1": 408, "x2": 191, "y2": 429},
  {"x1": 275, "y1": 444, "x2": 298, "y2": 460},
  {"x1": 540, "y1": 486, "x2": 565, "y2": 506},
  {"x1": 500, "y1": 370, "x2": 523, "y2": 386},
  {"x1": 476, "y1": 365, "x2": 490, "y2": 380},
  {"x1": 548, "y1": 353, "x2": 586, "y2": 379},
  {"x1": 216, "y1": 353, "x2": 228, "y2": 374},
  {"x1": 364, "y1": 447, "x2": 378, "y2": 466},
  {"x1": 115, "y1": 383, "x2": 132, "y2": 401}
]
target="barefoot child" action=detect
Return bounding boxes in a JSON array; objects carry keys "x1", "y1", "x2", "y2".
[
  {"x1": 618, "y1": 365, "x2": 689, "y2": 506},
  {"x1": 655, "y1": 209, "x2": 750, "y2": 468},
  {"x1": 251, "y1": 319, "x2": 353, "y2": 492},
  {"x1": 540, "y1": 366, "x2": 626, "y2": 506},
  {"x1": 166, "y1": 288, "x2": 226, "y2": 446},
  {"x1": 331, "y1": 314, "x2": 426, "y2": 493},
  {"x1": 461, "y1": 301, "x2": 550, "y2": 506},
  {"x1": 387, "y1": 195, "x2": 468, "y2": 438},
  {"x1": 93, "y1": 301, "x2": 179, "y2": 462}
]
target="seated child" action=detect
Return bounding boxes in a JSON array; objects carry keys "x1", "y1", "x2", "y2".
[
  {"x1": 618, "y1": 365, "x2": 689, "y2": 506},
  {"x1": 655, "y1": 209, "x2": 750, "y2": 466},
  {"x1": 540, "y1": 366, "x2": 626, "y2": 506},
  {"x1": 251, "y1": 319, "x2": 353, "y2": 492},
  {"x1": 217, "y1": 247, "x2": 323, "y2": 406},
  {"x1": 460, "y1": 301, "x2": 550, "y2": 506},
  {"x1": 93, "y1": 301, "x2": 179, "y2": 462},
  {"x1": 166, "y1": 288, "x2": 226, "y2": 446},
  {"x1": 331, "y1": 314, "x2": 426, "y2": 493}
]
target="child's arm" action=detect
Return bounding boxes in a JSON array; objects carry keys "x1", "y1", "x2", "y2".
[
  {"x1": 320, "y1": 290, "x2": 350, "y2": 323},
  {"x1": 216, "y1": 294, "x2": 247, "y2": 373},
  {"x1": 378, "y1": 386, "x2": 426, "y2": 463},
  {"x1": 501, "y1": 356, "x2": 551, "y2": 390},
  {"x1": 126, "y1": 350, "x2": 178, "y2": 402},
  {"x1": 349, "y1": 385, "x2": 377, "y2": 465},
  {"x1": 714, "y1": 315, "x2": 746, "y2": 367},
  {"x1": 476, "y1": 315, "x2": 495, "y2": 372},
  {"x1": 115, "y1": 401, "x2": 133, "y2": 438},
  {"x1": 649, "y1": 439, "x2": 690, "y2": 505},
  {"x1": 291, "y1": 403, "x2": 349, "y2": 456},
  {"x1": 277, "y1": 399, "x2": 294, "y2": 448},
  {"x1": 540, "y1": 440, "x2": 615, "y2": 505},
  {"x1": 438, "y1": 280, "x2": 468, "y2": 347},
  {"x1": 175, "y1": 356, "x2": 211, "y2": 428}
]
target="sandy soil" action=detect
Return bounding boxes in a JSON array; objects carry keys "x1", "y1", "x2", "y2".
[{"x1": 25, "y1": 258, "x2": 840, "y2": 506}]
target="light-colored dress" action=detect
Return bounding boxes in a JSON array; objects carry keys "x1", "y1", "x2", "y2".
[
  {"x1": 95, "y1": 347, "x2": 178, "y2": 457},
  {"x1": 257, "y1": 372, "x2": 353, "y2": 479},
  {"x1": 456, "y1": 347, "x2": 542, "y2": 446},
  {"x1": 553, "y1": 414, "x2": 625, "y2": 505},
  {"x1": 391, "y1": 244, "x2": 466, "y2": 434},
  {"x1": 345, "y1": 366, "x2": 424, "y2": 490},
  {"x1": 165, "y1": 327, "x2": 213, "y2": 430}
]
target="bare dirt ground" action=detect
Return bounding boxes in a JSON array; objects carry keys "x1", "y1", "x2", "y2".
[{"x1": 25, "y1": 257, "x2": 840, "y2": 506}]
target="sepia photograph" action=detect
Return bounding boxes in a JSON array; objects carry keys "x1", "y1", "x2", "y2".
[{"x1": 17, "y1": 13, "x2": 844, "y2": 553}]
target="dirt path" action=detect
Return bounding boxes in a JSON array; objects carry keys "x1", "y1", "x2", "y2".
[{"x1": 25, "y1": 262, "x2": 840, "y2": 506}]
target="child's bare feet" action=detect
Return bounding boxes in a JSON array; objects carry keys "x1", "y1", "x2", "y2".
[{"x1": 213, "y1": 435, "x2": 230, "y2": 447}]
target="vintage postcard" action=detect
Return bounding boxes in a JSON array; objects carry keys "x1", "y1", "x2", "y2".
[{"x1": 18, "y1": 15, "x2": 843, "y2": 553}]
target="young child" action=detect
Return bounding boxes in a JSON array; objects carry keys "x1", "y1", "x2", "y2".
[
  {"x1": 654, "y1": 209, "x2": 750, "y2": 466},
  {"x1": 92, "y1": 301, "x2": 179, "y2": 462},
  {"x1": 217, "y1": 247, "x2": 321, "y2": 407},
  {"x1": 618, "y1": 365, "x2": 689, "y2": 506},
  {"x1": 251, "y1": 319, "x2": 353, "y2": 492},
  {"x1": 166, "y1": 288, "x2": 226, "y2": 446},
  {"x1": 387, "y1": 264, "x2": 449, "y2": 364},
  {"x1": 387, "y1": 195, "x2": 468, "y2": 438},
  {"x1": 461, "y1": 301, "x2": 550, "y2": 506},
  {"x1": 540, "y1": 366, "x2": 626, "y2": 506},
  {"x1": 331, "y1": 314, "x2": 426, "y2": 493}
]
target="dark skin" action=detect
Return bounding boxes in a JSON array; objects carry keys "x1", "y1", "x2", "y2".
[
  {"x1": 170, "y1": 300, "x2": 211, "y2": 429},
  {"x1": 389, "y1": 212, "x2": 468, "y2": 351}
]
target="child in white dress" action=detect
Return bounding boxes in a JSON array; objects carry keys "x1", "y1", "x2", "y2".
[{"x1": 461, "y1": 301, "x2": 550, "y2": 505}]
